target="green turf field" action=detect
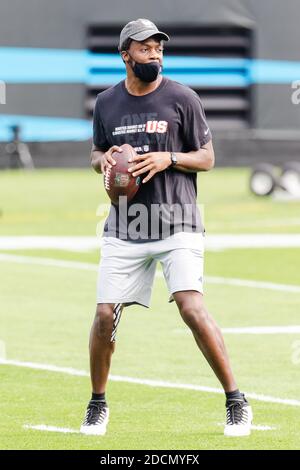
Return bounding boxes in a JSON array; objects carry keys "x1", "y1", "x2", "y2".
[{"x1": 0, "y1": 168, "x2": 300, "y2": 450}]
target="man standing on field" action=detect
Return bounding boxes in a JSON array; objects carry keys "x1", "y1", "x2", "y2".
[{"x1": 80, "y1": 18, "x2": 253, "y2": 437}]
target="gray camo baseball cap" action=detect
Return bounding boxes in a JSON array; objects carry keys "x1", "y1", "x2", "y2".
[{"x1": 118, "y1": 18, "x2": 170, "y2": 51}]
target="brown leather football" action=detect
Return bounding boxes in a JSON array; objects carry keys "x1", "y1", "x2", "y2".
[{"x1": 104, "y1": 144, "x2": 141, "y2": 205}]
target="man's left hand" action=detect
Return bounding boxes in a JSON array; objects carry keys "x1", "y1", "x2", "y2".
[{"x1": 128, "y1": 152, "x2": 171, "y2": 183}]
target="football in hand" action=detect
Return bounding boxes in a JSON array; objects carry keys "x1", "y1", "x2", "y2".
[{"x1": 104, "y1": 144, "x2": 141, "y2": 205}]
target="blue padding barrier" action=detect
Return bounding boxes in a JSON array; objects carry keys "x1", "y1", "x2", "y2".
[
  {"x1": 0, "y1": 115, "x2": 92, "y2": 142},
  {"x1": 1, "y1": 49, "x2": 300, "y2": 141}
]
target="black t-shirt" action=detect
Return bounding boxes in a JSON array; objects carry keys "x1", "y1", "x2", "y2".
[{"x1": 93, "y1": 76, "x2": 212, "y2": 242}]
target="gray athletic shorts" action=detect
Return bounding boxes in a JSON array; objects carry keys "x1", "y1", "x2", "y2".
[{"x1": 96, "y1": 232, "x2": 205, "y2": 308}]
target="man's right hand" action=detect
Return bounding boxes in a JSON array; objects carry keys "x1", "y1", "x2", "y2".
[
  {"x1": 91, "y1": 145, "x2": 123, "y2": 174},
  {"x1": 100, "y1": 146, "x2": 123, "y2": 174}
]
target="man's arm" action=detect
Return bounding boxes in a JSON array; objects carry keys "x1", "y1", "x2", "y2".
[
  {"x1": 90, "y1": 144, "x2": 105, "y2": 174},
  {"x1": 172, "y1": 140, "x2": 215, "y2": 173},
  {"x1": 128, "y1": 140, "x2": 215, "y2": 183}
]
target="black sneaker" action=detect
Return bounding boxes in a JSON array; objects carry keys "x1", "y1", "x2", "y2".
[
  {"x1": 80, "y1": 400, "x2": 109, "y2": 436},
  {"x1": 224, "y1": 394, "x2": 253, "y2": 437}
]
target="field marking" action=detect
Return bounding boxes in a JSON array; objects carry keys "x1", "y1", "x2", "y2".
[
  {"x1": 23, "y1": 424, "x2": 79, "y2": 434},
  {"x1": 203, "y1": 276, "x2": 300, "y2": 294},
  {"x1": 174, "y1": 326, "x2": 300, "y2": 335},
  {"x1": 0, "y1": 253, "x2": 98, "y2": 271},
  {"x1": 1, "y1": 234, "x2": 300, "y2": 251},
  {"x1": 0, "y1": 359, "x2": 89, "y2": 377},
  {"x1": 222, "y1": 326, "x2": 300, "y2": 334},
  {"x1": 23, "y1": 423, "x2": 276, "y2": 435},
  {"x1": 206, "y1": 234, "x2": 300, "y2": 250},
  {"x1": 1, "y1": 358, "x2": 300, "y2": 408},
  {"x1": 211, "y1": 218, "x2": 300, "y2": 229},
  {"x1": 0, "y1": 236, "x2": 99, "y2": 252},
  {"x1": 217, "y1": 423, "x2": 277, "y2": 431},
  {"x1": 250, "y1": 425, "x2": 277, "y2": 431},
  {"x1": 1, "y1": 253, "x2": 300, "y2": 295}
]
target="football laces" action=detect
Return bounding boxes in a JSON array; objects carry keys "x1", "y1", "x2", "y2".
[{"x1": 104, "y1": 167, "x2": 111, "y2": 190}]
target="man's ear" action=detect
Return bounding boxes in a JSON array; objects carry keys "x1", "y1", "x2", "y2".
[{"x1": 121, "y1": 51, "x2": 128, "y2": 64}]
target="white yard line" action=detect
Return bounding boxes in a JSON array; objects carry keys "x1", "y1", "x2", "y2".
[
  {"x1": 0, "y1": 253, "x2": 98, "y2": 271},
  {"x1": 250, "y1": 425, "x2": 277, "y2": 431},
  {"x1": 206, "y1": 234, "x2": 300, "y2": 250},
  {"x1": 0, "y1": 359, "x2": 89, "y2": 377},
  {"x1": 23, "y1": 424, "x2": 80, "y2": 434},
  {"x1": 217, "y1": 423, "x2": 277, "y2": 431},
  {"x1": 204, "y1": 276, "x2": 300, "y2": 294},
  {"x1": 1, "y1": 252, "x2": 300, "y2": 295},
  {"x1": 0, "y1": 236, "x2": 100, "y2": 252},
  {"x1": 1, "y1": 234, "x2": 300, "y2": 251},
  {"x1": 1, "y1": 358, "x2": 300, "y2": 408},
  {"x1": 174, "y1": 326, "x2": 300, "y2": 335},
  {"x1": 222, "y1": 326, "x2": 300, "y2": 334},
  {"x1": 211, "y1": 218, "x2": 300, "y2": 229},
  {"x1": 23, "y1": 423, "x2": 276, "y2": 435}
]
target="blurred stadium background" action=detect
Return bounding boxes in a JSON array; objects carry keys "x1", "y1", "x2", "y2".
[
  {"x1": 0, "y1": 0, "x2": 300, "y2": 451},
  {"x1": 1, "y1": 0, "x2": 300, "y2": 167}
]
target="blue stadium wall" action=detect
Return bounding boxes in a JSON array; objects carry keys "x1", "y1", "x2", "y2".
[{"x1": 0, "y1": 0, "x2": 300, "y2": 167}]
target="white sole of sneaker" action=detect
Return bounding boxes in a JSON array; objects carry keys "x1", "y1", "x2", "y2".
[
  {"x1": 224, "y1": 425, "x2": 251, "y2": 437},
  {"x1": 80, "y1": 410, "x2": 109, "y2": 436}
]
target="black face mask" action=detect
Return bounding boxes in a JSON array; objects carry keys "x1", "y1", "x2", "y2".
[{"x1": 128, "y1": 55, "x2": 162, "y2": 83}]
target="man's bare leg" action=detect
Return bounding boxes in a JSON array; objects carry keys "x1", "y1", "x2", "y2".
[
  {"x1": 89, "y1": 303, "x2": 124, "y2": 393},
  {"x1": 173, "y1": 290, "x2": 252, "y2": 436},
  {"x1": 81, "y1": 303, "x2": 124, "y2": 435},
  {"x1": 173, "y1": 290, "x2": 237, "y2": 392}
]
